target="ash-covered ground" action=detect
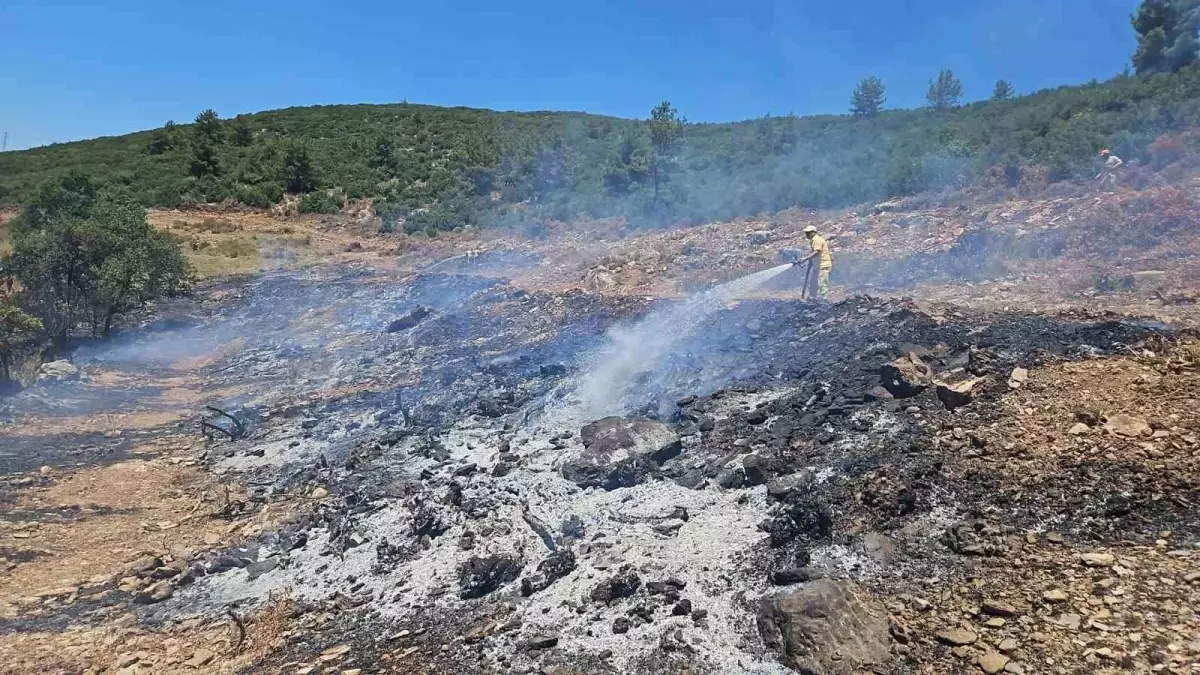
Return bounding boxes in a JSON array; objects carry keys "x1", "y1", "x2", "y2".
[{"x1": 2, "y1": 259, "x2": 1197, "y2": 675}]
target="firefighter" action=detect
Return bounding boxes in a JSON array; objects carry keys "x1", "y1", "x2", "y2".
[
  {"x1": 1098, "y1": 149, "x2": 1123, "y2": 186},
  {"x1": 795, "y1": 225, "x2": 833, "y2": 299}
]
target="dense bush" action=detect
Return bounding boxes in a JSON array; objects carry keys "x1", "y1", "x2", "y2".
[
  {"x1": 1, "y1": 175, "x2": 192, "y2": 354},
  {"x1": 5, "y1": 67, "x2": 1200, "y2": 230},
  {"x1": 299, "y1": 191, "x2": 343, "y2": 214}
]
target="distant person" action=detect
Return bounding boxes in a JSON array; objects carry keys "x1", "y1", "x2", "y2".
[
  {"x1": 1097, "y1": 149, "x2": 1123, "y2": 187},
  {"x1": 794, "y1": 225, "x2": 833, "y2": 299}
]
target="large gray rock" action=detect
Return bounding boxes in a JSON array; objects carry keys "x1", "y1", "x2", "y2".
[
  {"x1": 757, "y1": 579, "x2": 891, "y2": 674},
  {"x1": 36, "y1": 360, "x2": 79, "y2": 383},
  {"x1": 561, "y1": 417, "x2": 681, "y2": 490}
]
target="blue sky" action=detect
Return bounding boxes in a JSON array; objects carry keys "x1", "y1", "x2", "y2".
[{"x1": 2, "y1": 0, "x2": 1140, "y2": 150}]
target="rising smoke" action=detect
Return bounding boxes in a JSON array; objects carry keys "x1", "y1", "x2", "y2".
[{"x1": 571, "y1": 263, "x2": 795, "y2": 419}]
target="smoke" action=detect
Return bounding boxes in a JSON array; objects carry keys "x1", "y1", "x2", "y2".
[{"x1": 570, "y1": 263, "x2": 794, "y2": 419}]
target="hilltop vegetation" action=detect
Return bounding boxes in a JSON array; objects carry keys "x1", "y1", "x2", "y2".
[{"x1": 4, "y1": 67, "x2": 1200, "y2": 232}]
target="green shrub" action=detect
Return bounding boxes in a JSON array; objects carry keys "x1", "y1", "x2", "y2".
[{"x1": 299, "y1": 191, "x2": 343, "y2": 214}]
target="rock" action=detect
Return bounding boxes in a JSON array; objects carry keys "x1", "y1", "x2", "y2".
[
  {"x1": 245, "y1": 557, "x2": 280, "y2": 580},
  {"x1": 984, "y1": 617, "x2": 1006, "y2": 628},
  {"x1": 184, "y1": 650, "x2": 214, "y2": 668},
  {"x1": 997, "y1": 638, "x2": 1018, "y2": 652},
  {"x1": 757, "y1": 579, "x2": 891, "y2": 674},
  {"x1": 1042, "y1": 589, "x2": 1068, "y2": 603},
  {"x1": 36, "y1": 360, "x2": 79, "y2": 383},
  {"x1": 1007, "y1": 367, "x2": 1028, "y2": 389},
  {"x1": 561, "y1": 417, "x2": 682, "y2": 490},
  {"x1": 672, "y1": 599, "x2": 692, "y2": 616},
  {"x1": 880, "y1": 354, "x2": 932, "y2": 399},
  {"x1": 859, "y1": 533, "x2": 896, "y2": 567},
  {"x1": 936, "y1": 628, "x2": 978, "y2": 646},
  {"x1": 653, "y1": 519, "x2": 685, "y2": 536},
  {"x1": 745, "y1": 408, "x2": 769, "y2": 425},
  {"x1": 981, "y1": 600, "x2": 1020, "y2": 617},
  {"x1": 766, "y1": 472, "x2": 813, "y2": 502},
  {"x1": 521, "y1": 634, "x2": 559, "y2": 651},
  {"x1": 769, "y1": 567, "x2": 822, "y2": 585},
  {"x1": 716, "y1": 469, "x2": 745, "y2": 490},
  {"x1": 1104, "y1": 413, "x2": 1150, "y2": 438},
  {"x1": 612, "y1": 617, "x2": 631, "y2": 634},
  {"x1": 132, "y1": 580, "x2": 174, "y2": 604},
  {"x1": 865, "y1": 386, "x2": 894, "y2": 401},
  {"x1": 935, "y1": 376, "x2": 986, "y2": 410},
  {"x1": 741, "y1": 454, "x2": 771, "y2": 486},
  {"x1": 123, "y1": 554, "x2": 163, "y2": 578},
  {"x1": 1054, "y1": 613, "x2": 1081, "y2": 630},
  {"x1": 590, "y1": 568, "x2": 641, "y2": 605},
  {"x1": 583, "y1": 267, "x2": 618, "y2": 293},
  {"x1": 1003, "y1": 663, "x2": 1025, "y2": 675},
  {"x1": 1079, "y1": 552, "x2": 1116, "y2": 568},
  {"x1": 1067, "y1": 423, "x2": 1091, "y2": 435},
  {"x1": 979, "y1": 652, "x2": 1010, "y2": 674},
  {"x1": 520, "y1": 550, "x2": 576, "y2": 596},
  {"x1": 458, "y1": 555, "x2": 523, "y2": 599},
  {"x1": 385, "y1": 306, "x2": 433, "y2": 333}
]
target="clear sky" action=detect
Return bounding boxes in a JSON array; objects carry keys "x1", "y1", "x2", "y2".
[{"x1": 2, "y1": 0, "x2": 1140, "y2": 150}]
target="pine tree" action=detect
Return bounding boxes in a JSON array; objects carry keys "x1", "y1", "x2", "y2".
[
  {"x1": 850, "y1": 77, "x2": 886, "y2": 116},
  {"x1": 647, "y1": 101, "x2": 684, "y2": 203},
  {"x1": 992, "y1": 80, "x2": 1015, "y2": 100},
  {"x1": 926, "y1": 70, "x2": 964, "y2": 111},
  {"x1": 1132, "y1": 0, "x2": 1200, "y2": 74}
]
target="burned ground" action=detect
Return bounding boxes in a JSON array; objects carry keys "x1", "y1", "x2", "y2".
[{"x1": 2, "y1": 193, "x2": 1199, "y2": 675}]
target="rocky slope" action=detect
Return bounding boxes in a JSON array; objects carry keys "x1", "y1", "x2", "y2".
[{"x1": 1, "y1": 181, "x2": 1198, "y2": 675}]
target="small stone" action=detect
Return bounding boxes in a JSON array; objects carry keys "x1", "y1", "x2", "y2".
[
  {"x1": 1042, "y1": 589, "x2": 1068, "y2": 603},
  {"x1": 1079, "y1": 552, "x2": 1115, "y2": 568},
  {"x1": 38, "y1": 465, "x2": 52, "y2": 475},
  {"x1": 184, "y1": 650, "x2": 214, "y2": 668},
  {"x1": 310, "y1": 487, "x2": 330, "y2": 499},
  {"x1": 1067, "y1": 423, "x2": 1090, "y2": 435},
  {"x1": 672, "y1": 599, "x2": 692, "y2": 616},
  {"x1": 1104, "y1": 413, "x2": 1150, "y2": 437},
  {"x1": 981, "y1": 600, "x2": 1020, "y2": 617},
  {"x1": 997, "y1": 638, "x2": 1018, "y2": 652},
  {"x1": 979, "y1": 652, "x2": 1010, "y2": 674},
  {"x1": 1054, "y1": 613, "x2": 1081, "y2": 630},
  {"x1": 1046, "y1": 532, "x2": 1064, "y2": 544},
  {"x1": 133, "y1": 581, "x2": 174, "y2": 604},
  {"x1": 612, "y1": 617, "x2": 631, "y2": 634},
  {"x1": 937, "y1": 628, "x2": 979, "y2": 646},
  {"x1": 521, "y1": 634, "x2": 558, "y2": 651},
  {"x1": 1007, "y1": 367, "x2": 1028, "y2": 389},
  {"x1": 984, "y1": 617, "x2": 1006, "y2": 628},
  {"x1": 1003, "y1": 662, "x2": 1025, "y2": 675},
  {"x1": 951, "y1": 645, "x2": 973, "y2": 658}
]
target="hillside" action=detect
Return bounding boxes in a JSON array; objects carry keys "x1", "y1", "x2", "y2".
[{"x1": 5, "y1": 67, "x2": 1200, "y2": 230}]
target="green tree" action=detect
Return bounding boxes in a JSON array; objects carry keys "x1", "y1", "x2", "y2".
[
  {"x1": 283, "y1": 143, "x2": 318, "y2": 194},
  {"x1": 230, "y1": 117, "x2": 255, "y2": 147},
  {"x1": 992, "y1": 80, "x2": 1015, "y2": 100},
  {"x1": 189, "y1": 109, "x2": 224, "y2": 177},
  {"x1": 647, "y1": 101, "x2": 684, "y2": 203},
  {"x1": 926, "y1": 70, "x2": 963, "y2": 111},
  {"x1": 5, "y1": 175, "x2": 191, "y2": 347},
  {"x1": 0, "y1": 300, "x2": 42, "y2": 386},
  {"x1": 850, "y1": 76, "x2": 887, "y2": 116},
  {"x1": 1132, "y1": 0, "x2": 1200, "y2": 73},
  {"x1": 147, "y1": 120, "x2": 183, "y2": 155}
]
